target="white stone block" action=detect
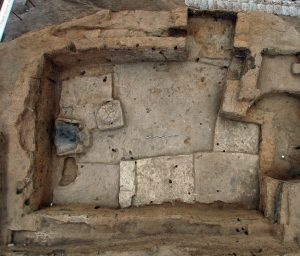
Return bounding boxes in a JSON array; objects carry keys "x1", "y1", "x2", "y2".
[
  {"x1": 257, "y1": 3, "x2": 266, "y2": 11},
  {"x1": 265, "y1": 4, "x2": 274, "y2": 13},
  {"x1": 289, "y1": 6, "x2": 298, "y2": 16},
  {"x1": 119, "y1": 161, "x2": 136, "y2": 208},
  {"x1": 208, "y1": 0, "x2": 215, "y2": 9},
  {"x1": 199, "y1": 0, "x2": 209, "y2": 9},
  {"x1": 274, "y1": 4, "x2": 283, "y2": 14},
  {"x1": 232, "y1": 2, "x2": 242, "y2": 11},
  {"x1": 214, "y1": 116, "x2": 260, "y2": 154},
  {"x1": 249, "y1": 2, "x2": 257, "y2": 11},
  {"x1": 242, "y1": 3, "x2": 250, "y2": 11},
  {"x1": 133, "y1": 155, "x2": 195, "y2": 206},
  {"x1": 282, "y1": 5, "x2": 290, "y2": 15}
]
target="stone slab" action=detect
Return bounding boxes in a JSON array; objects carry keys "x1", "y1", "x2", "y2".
[
  {"x1": 61, "y1": 75, "x2": 112, "y2": 106},
  {"x1": 119, "y1": 161, "x2": 136, "y2": 208},
  {"x1": 292, "y1": 63, "x2": 300, "y2": 75},
  {"x1": 133, "y1": 155, "x2": 195, "y2": 206},
  {"x1": 53, "y1": 163, "x2": 119, "y2": 207},
  {"x1": 96, "y1": 100, "x2": 124, "y2": 131},
  {"x1": 214, "y1": 116, "x2": 260, "y2": 154},
  {"x1": 194, "y1": 152, "x2": 259, "y2": 206},
  {"x1": 79, "y1": 62, "x2": 226, "y2": 164}
]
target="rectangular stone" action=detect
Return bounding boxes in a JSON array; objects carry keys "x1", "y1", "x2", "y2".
[
  {"x1": 292, "y1": 63, "x2": 300, "y2": 74},
  {"x1": 214, "y1": 116, "x2": 259, "y2": 154},
  {"x1": 119, "y1": 161, "x2": 136, "y2": 208},
  {"x1": 53, "y1": 163, "x2": 119, "y2": 207},
  {"x1": 133, "y1": 155, "x2": 195, "y2": 206},
  {"x1": 194, "y1": 152, "x2": 259, "y2": 207},
  {"x1": 61, "y1": 74, "x2": 113, "y2": 106}
]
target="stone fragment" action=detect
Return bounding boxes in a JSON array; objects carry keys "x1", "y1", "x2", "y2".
[
  {"x1": 194, "y1": 152, "x2": 259, "y2": 206},
  {"x1": 53, "y1": 163, "x2": 119, "y2": 207},
  {"x1": 133, "y1": 155, "x2": 195, "y2": 206},
  {"x1": 54, "y1": 118, "x2": 90, "y2": 156},
  {"x1": 291, "y1": 63, "x2": 300, "y2": 74},
  {"x1": 214, "y1": 116, "x2": 260, "y2": 154},
  {"x1": 96, "y1": 100, "x2": 124, "y2": 131},
  {"x1": 119, "y1": 161, "x2": 136, "y2": 208}
]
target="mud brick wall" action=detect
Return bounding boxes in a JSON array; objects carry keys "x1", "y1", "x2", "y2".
[{"x1": 185, "y1": 0, "x2": 300, "y2": 16}]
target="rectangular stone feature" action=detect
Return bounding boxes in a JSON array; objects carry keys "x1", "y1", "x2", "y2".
[
  {"x1": 53, "y1": 163, "x2": 119, "y2": 207},
  {"x1": 292, "y1": 63, "x2": 300, "y2": 75},
  {"x1": 119, "y1": 161, "x2": 136, "y2": 208},
  {"x1": 194, "y1": 152, "x2": 259, "y2": 207},
  {"x1": 214, "y1": 116, "x2": 259, "y2": 154},
  {"x1": 133, "y1": 155, "x2": 195, "y2": 206}
]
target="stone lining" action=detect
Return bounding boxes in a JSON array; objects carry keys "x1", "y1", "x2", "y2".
[{"x1": 185, "y1": 0, "x2": 300, "y2": 16}]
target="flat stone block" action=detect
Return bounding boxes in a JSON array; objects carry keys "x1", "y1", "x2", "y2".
[
  {"x1": 292, "y1": 63, "x2": 300, "y2": 74},
  {"x1": 96, "y1": 100, "x2": 124, "y2": 131},
  {"x1": 119, "y1": 161, "x2": 136, "y2": 208},
  {"x1": 61, "y1": 74, "x2": 112, "y2": 106},
  {"x1": 133, "y1": 155, "x2": 195, "y2": 206},
  {"x1": 53, "y1": 163, "x2": 119, "y2": 207},
  {"x1": 214, "y1": 116, "x2": 260, "y2": 154},
  {"x1": 194, "y1": 152, "x2": 259, "y2": 206}
]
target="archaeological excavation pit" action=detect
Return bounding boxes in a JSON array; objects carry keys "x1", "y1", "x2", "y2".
[{"x1": 1, "y1": 5, "x2": 300, "y2": 255}]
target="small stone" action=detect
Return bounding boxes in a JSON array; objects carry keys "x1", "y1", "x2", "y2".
[
  {"x1": 96, "y1": 100, "x2": 124, "y2": 131},
  {"x1": 292, "y1": 63, "x2": 300, "y2": 75}
]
